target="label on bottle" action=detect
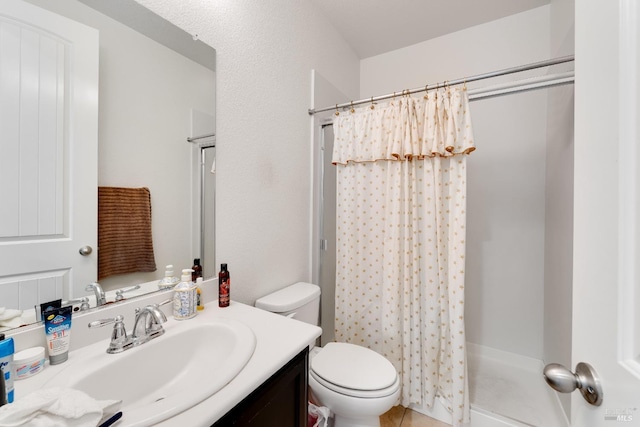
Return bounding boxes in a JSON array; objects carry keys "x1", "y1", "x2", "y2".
[
  {"x1": 219, "y1": 278, "x2": 230, "y2": 307},
  {"x1": 0, "y1": 358, "x2": 13, "y2": 403},
  {"x1": 173, "y1": 288, "x2": 197, "y2": 319}
]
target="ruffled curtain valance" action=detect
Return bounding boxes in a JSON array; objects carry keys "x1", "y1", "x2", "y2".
[{"x1": 332, "y1": 88, "x2": 475, "y2": 165}]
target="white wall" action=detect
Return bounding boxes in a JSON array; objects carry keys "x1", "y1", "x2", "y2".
[
  {"x1": 24, "y1": 0, "x2": 216, "y2": 291},
  {"x1": 133, "y1": 0, "x2": 360, "y2": 304},
  {"x1": 360, "y1": 6, "x2": 552, "y2": 359}
]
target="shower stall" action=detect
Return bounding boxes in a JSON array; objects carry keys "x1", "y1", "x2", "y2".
[{"x1": 313, "y1": 78, "x2": 574, "y2": 427}]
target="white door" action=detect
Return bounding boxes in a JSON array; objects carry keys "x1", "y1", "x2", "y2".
[
  {"x1": 571, "y1": 0, "x2": 640, "y2": 425},
  {"x1": 0, "y1": 0, "x2": 98, "y2": 309}
]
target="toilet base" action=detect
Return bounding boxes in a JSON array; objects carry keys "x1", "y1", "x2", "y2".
[
  {"x1": 309, "y1": 373, "x2": 399, "y2": 427},
  {"x1": 334, "y1": 414, "x2": 380, "y2": 427}
]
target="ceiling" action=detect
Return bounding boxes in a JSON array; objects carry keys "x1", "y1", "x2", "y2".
[{"x1": 310, "y1": 0, "x2": 550, "y2": 59}]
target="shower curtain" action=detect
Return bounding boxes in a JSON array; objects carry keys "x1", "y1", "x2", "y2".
[{"x1": 332, "y1": 88, "x2": 475, "y2": 426}]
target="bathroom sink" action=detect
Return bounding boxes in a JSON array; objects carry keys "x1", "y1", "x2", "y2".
[{"x1": 44, "y1": 317, "x2": 256, "y2": 427}]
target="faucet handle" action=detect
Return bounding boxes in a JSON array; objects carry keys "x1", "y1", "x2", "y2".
[
  {"x1": 89, "y1": 315, "x2": 129, "y2": 354},
  {"x1": 63, "y1": 297, "x2": 91, "y2": 311},
  {"x1": 88, "y1": 316, "x2": 119, "y2": 329},
  {"x1": 156, "y1": 298, "x2": 173, "y2": 307},
  {"x1": 115, "y1": 284, "x2": 141, "y2": 301}
]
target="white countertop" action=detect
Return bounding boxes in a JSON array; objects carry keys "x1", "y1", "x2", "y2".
[{"x1": 11, "y1": 298, "x2": 322, "y2": 426}]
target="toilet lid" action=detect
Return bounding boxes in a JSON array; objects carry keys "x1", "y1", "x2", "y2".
[{"x1": 310, "y1": 342, "x2": 397, "y2": 392}]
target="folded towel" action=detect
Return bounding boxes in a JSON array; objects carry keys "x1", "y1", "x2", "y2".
[
  {"x1": 0, "y1": 387, "x2": 121, "y2": 427},
  {"x1": 98, "y1": 186, "x2": 156, "y2": 280},
  {"x1": 0, "y1": 308, "x2": 23, "y2": 321},
  {"x1": 0, "y1": 309, "x2": 37, "y2": 330}
]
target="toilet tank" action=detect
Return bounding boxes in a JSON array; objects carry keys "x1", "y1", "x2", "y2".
[{"x1": 255, "y1": 282, "x2": 321, "y2": 326}]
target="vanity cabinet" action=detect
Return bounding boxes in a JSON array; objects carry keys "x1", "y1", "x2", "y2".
[{"x1": 212, "y1": 348, "x2": 308, "y2": 427}]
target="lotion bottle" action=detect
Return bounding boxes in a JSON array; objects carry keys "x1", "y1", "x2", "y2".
[
  {"x1": 173, "y1": 269, "x2": 197, "y2": 320},
  {"x1": 0, "y1": 335, "x2": 14, "y2": 404},
  {"x1": 218, "y1": 263, "x2": 230, "y2": 307},
  {"x1": 195, "y1": 277, "x2": 204, "y2": 311}
]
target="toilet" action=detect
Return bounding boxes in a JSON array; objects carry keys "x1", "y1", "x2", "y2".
[{"x1": 255, "y1": 282, "x2": 400, "y2": 427}]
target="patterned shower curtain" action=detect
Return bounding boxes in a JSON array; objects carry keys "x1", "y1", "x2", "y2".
[{"x1": 332, "y1": 87, "x2": 475, "y2": 426}]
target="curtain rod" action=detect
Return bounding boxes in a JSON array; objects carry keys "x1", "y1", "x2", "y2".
[
  {"x1": 187, "y1": 132, "x2": 215, "y2": 143},
  {"x1": 308, "y1": 55, "x2": 574, "y2": 115},
  {"x1": 468, "y1": 71, "x2": 574, "y2": 101}
]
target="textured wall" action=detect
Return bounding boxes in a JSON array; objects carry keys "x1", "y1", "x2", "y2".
[{"x1": 134, "y1": 0, "x2": 360, "y2": 303}]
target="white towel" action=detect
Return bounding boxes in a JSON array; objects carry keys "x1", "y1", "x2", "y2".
[
  {"x1": 0, "y1": 387, "x2": 121, "y2": 427},
  {"x1": 0, "y1": 308, "x2": 36, "y2": 330},
  {"x1": 0, "y1": 308, "x2": 23, "y2": 321}
]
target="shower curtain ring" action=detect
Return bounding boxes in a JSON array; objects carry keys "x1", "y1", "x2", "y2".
[
  {"x1": 424, "y1": 84, "x2": 429, "y2": 99},
  {"x1": 350, "y1": 101, "x2": 355, "y2": 113},
  {"x1": 370, "y1": 96, "x2": 375, "y2": 109},
  {"x1": 335, "y1": 104, "x2": 340, "y2": 116}
]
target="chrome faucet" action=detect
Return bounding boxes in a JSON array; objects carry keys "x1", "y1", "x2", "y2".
[
  {"x1": 88, "y1": 300, "x2": 170, "y2": 354},
  {"x1": 86, "y1": 282, "x2": 106, "y2": 306},
  {"x1": 132, "y1": 304, "x2": 167, "y2": 344}
]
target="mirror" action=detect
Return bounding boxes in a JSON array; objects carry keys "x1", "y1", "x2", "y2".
[{"x1": 0, "y1": 0, "x2": 216, "y2": 330}]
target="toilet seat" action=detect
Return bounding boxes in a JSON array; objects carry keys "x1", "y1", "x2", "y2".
[
  {"x1": 310, "y1": 369, "x2": 400, "y2": 398},
  {"x1": 310, "y1": 342, "x2": 399, "y2": 398}
]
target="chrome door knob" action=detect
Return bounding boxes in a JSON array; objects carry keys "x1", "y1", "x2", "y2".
[
  {"x1": 543, "y1": 362, "x2": 603, "y2": 406},
  {"x1": 79, "y1": 245, "x2": 93, "y2": 256}
]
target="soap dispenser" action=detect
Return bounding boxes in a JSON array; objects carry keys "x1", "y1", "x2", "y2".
[
  {"x1": 158, "y1": 265, "x2": 180, "y2": 290},
  {"x1": 173, "y1": 269, "x2": 197, "y2": 320}
]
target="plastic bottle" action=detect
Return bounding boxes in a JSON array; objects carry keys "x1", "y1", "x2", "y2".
[
  {"x1": 173, "y1": 269, "x2": 197, "y2": 320},
  {"x1": 191, "y1": 258, "x2": 203, "y2": 282},
  {"x1": 195, "y1": 277, "x2": 204, "y2": 311},
  {"x1": 158, "y1": 265, "x2": 180, "y2": 290},
  {"x1": 218, "y1": 263, "x2": 230, "y2": 308},
  {"x1": 0, "y1": 335, "x2": 15, "y2": 404},
  {"x1": 0, "y1": 358, "x2": 5, "y2": 407}
]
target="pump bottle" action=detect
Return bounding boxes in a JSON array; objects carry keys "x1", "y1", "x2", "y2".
[{"x1": 173, "y1": 269, "x2": 197, "y2": 320}]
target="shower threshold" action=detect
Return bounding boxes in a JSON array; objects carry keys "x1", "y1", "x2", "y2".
[{"x1": 467, "y1": 343, "x2": 570, "y2": 427}]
